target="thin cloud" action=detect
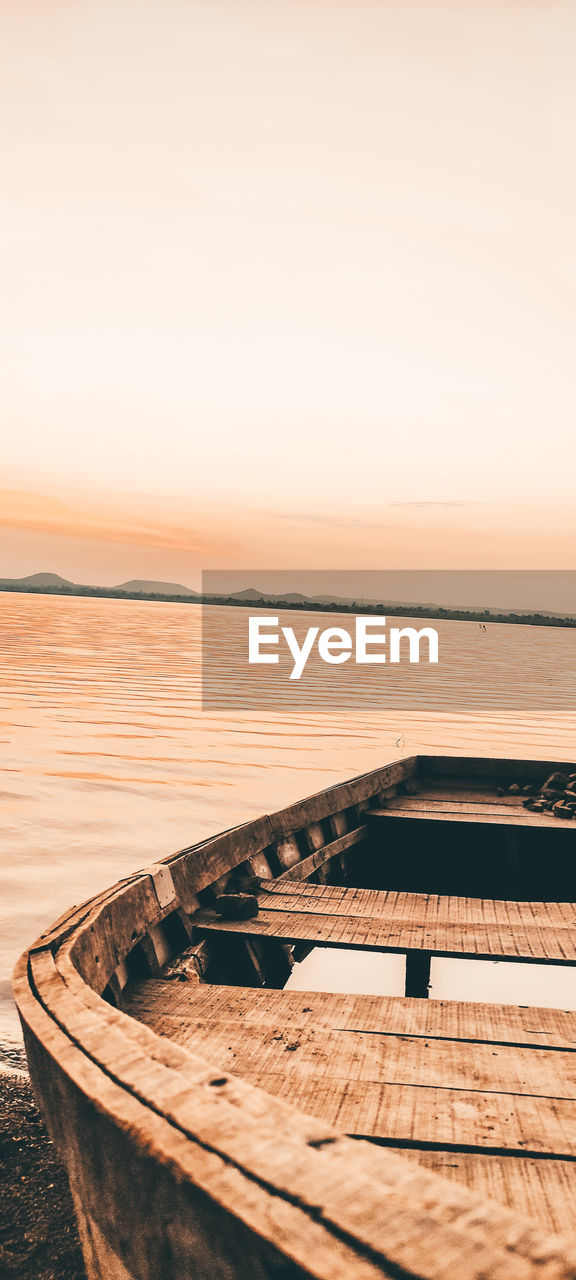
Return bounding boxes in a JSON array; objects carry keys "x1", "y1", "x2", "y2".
[
  {"x1": 387, "y1": 501, "x2": 480, "y2": 510},
  {"x1": 0, "y1": 489, "x2": 224, "y2": 555},
  {"x1": 271, "y1": 502, "x2": 480, "y2": 526},
  {"x1": 272, "y1": 512, "x2": 393, "y2": 530}
]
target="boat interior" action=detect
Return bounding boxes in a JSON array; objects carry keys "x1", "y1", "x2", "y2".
[
  {"x1": 120, "y1": 755, "x2": 576, "y2": 1238},
  {"x1": 15, "y1": 753, "x2": 576, "y2": 1280}
]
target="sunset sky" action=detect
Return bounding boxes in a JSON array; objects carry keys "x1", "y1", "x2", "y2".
[{"x1": 1, "y1": 0, "x2": 575, "y2": 585}]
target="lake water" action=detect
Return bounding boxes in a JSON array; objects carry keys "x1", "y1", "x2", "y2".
[{"x1": 2, "y1": 592, "x2": 576, "y2": 1055}]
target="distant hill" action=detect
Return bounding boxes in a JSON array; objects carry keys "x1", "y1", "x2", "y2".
[
  {"x1": 228, "y1": 589, "x2": 320, "y2": 603},
  {"x1": 0, "y1": 572, "x2": 199, "y2": 600},
  {"x1": 1, "y1": 573, "x2": 575, "y2": 629},
  {"x1": 0, "y1": 571, "x2": 75, "y2": 588},
  {"x1": 227, "y1": 588, "x2": 269, "y2": 601},
  {"x1": 115, "y1": 579, "x2": 199, "y2": 597},
  {"x1": 227, "y1": 589, "x2": 576, "y2": 620}
]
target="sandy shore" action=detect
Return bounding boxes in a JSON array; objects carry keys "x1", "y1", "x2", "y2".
[{"x1": 0, "y1": 1065, "x2": 85, "y2": 1279}]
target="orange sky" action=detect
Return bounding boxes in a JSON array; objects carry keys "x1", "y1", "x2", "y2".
[{"x1": 2, "y1": 1, "x2": 575, "y2": 586}]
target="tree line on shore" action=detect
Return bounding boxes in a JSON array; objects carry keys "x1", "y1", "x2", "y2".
[{"x1": 1, "y1": 580, "x2": 575, "y2": 629}]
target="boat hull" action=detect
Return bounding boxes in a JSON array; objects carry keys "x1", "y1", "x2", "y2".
[{"x1": 14, "y1": 754, "x2": 576, "y2": 1279}]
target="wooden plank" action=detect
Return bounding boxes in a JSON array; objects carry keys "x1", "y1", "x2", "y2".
[
  {"x1": 224, "y1": 1069, "x2": 576, "y2": 1156},
  {"x1": 369, "y1": 806, "x2": 575, "y2": 829},
  {"x1": 274, "y1": 826, "x2": 368, "y2": 885},
  {"x1": 193, "y1": 884, "x2": 576, "y2": 962},
  {"x1": 126, "y1": 981, "x2": 576, "y2": 1051},
  {"x1": 257, "y1": 883, "x2": 576, "y2": 922},
  {"x1": 126, "y1": 981, "x2": 576, "y2": 1154},
  {"x1": 195, "y1": 909, "x2": 576, "y2": 961},
  {"x1": 421, "y1": 788, "x2": 528, "y2": 804},
  {"x1": 127, "y1": 1014, "x2": 576, "y2": 1107},
  {"x1": 385, "y1": 800, "x2": 533, "y2": 817},
  {"x1": 386, "y1": 1151, "x2": 576, "y2": 1240},
  {"x1": 256, "y1": 886, "x2": 576, "y2": 931}
]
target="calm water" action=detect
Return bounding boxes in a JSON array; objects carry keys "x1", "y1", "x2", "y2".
[{"x1": 2, "y1": 592, "x2": 576, "y2": 1051}]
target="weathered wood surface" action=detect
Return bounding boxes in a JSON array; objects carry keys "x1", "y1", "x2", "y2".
[
  {"x1": 386, "y1": 1151, "x2": 576, "y2": 1240},
  {"x1": 125, "y1": 979, "x2": 576, "y2": 1150},
  {"x1": 17, "y1": 953, "x2": 395, "y2": 1280},
  {"x1": 366, "y1": 783, "x2": 576, "y2": 834},
  {"x1": 127, "y1": 979, "x2": 576, "y2": 1233},
  {"x1": 127, "y1": 981, "x2": 576, "y2": 1050},
  {"x1": 193, "y1": 882, "x2": 576, "y2": 963},
  {"x1": 14, "y1": 753, "x2": 576, "y2": 1279},
  {"x1": 21, "y1": 939, "x2": 576, "y2": 1280},
  {"x1": 370, "y1": 803, "x2": 576, "y2": 828},
  {"x1": 171, "y1": 757, "x2": 415, "y2": 896},
  {"x1": 274, "y1": 825, "x2": 368, "y2": 884}
]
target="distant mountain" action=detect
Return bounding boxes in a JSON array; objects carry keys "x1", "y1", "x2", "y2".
[
  {"x1": 0, "y1": 571, "x2": 75, "y2": 588},
  {"x1": 226, "y1": 588, "x2": 268, "y2": 601},
  {"x1": 227, "y1": 589, "x2": 576, "y2": 620},
  {"x1": 273, "y1": 592, "x2": 310, "y2": 603},
  {"x1": 0, "y1": 572, "x2": 199, "y2": 599},
  {"x1": 1, "y1": 573, "x2": 575, "y2": 627},
  {"x1": 114, "y1": 579, "x2": 199, "y2": 597},
  {"x1": 226, "y1": 588, "x2": 447, "y2": 608},
  {"x1": 227, "y1": 589, "x2": 317, "y2": 603}
]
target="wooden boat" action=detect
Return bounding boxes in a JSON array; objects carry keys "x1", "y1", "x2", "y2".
[{"x1": 13, "y1": 754, "x2": 576, "y2": 1280}]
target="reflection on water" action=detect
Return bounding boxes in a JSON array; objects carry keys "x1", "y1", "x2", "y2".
[
  {"x1": 1, "y1": 592, "x2": 575, "y2": 1046},
  {"x1": 286, "y1": 948, "x2": 407, "y2": 996},
  {"x1": 431, "y1": 957, "x2": 576, "y2": 1010},
  {"x1": 203, "y1": 602, "x2": 576, "y2": 713},
  {"x1": 286, "y1": 949, "x2": 576, "y2": 1011}
]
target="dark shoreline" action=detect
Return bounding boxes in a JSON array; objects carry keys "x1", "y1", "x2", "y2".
[
  {"x1": 0, "y1": 1069, "x2": 85, "y2": 1280},
  {"x1": 2, "y1": 584, "x2": 576, "y2": 629}
]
